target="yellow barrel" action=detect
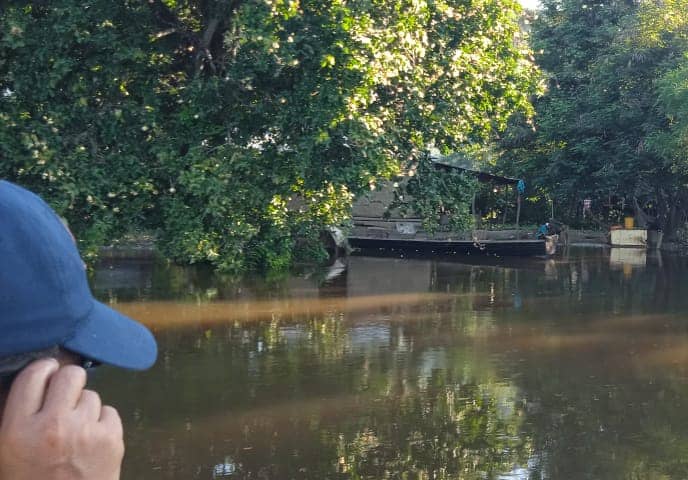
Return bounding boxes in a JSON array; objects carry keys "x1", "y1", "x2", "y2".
[{"x1": 624, "y1": 217, "x2": 635, "y2": 229}]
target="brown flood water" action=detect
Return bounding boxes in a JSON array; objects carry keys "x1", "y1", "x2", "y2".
[{"x1": 89, "y1": 247, "x2": 688, "y2": 479}]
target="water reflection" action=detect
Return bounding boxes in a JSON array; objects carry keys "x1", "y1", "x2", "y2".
[{"x1": 90, "y1": 248, "x2": 688, "y2": 479}]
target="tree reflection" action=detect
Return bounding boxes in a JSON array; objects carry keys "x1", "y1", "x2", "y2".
[
  {"x1": 328, "y1": 380, "x2": 531, "y2": 479},
  {"x1": 96, "y1": 300, "x2": 533, "y2": 479}
]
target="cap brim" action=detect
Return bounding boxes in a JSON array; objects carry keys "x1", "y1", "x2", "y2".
[{"x1": 63, "y1": 300, "x2": 158, "y2": 371}]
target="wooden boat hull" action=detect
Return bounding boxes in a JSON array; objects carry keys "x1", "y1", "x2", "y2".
[{"x1": 348, "y1": 236, "x2": 548, "y2": 256}]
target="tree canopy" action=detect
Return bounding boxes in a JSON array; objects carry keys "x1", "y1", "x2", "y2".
[
  {"x1": 0, "y1": 0, "x2": 539, "y2": 271},
  {"x1": 500, "y1": 0, "x2": 688, "y2": 233}
]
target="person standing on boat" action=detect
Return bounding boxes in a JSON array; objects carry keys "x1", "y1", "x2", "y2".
[
  {"x1": 536, "y1": 222, "x2": 551, "y2": 239},
  {"x1": 0, "y1": 181, "x2": 158, "y2": 480}
]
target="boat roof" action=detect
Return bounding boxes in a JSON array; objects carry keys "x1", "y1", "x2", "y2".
[{"x1": 430, "y1": 153, "x2": 521, "y2": 185}]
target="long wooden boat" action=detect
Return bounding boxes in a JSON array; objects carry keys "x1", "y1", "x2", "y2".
[{"x1": 348, "y1": 236, "x2": 551, "y2": 256}]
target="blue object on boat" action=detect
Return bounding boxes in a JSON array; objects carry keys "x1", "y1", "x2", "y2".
[{"x1": 517, "y1": 179, "x2": 526, "y2": 194}]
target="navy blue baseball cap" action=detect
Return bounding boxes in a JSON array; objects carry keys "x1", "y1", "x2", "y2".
[{"x1": 0, "y1": 181, "x2": 157, "y2": 370}]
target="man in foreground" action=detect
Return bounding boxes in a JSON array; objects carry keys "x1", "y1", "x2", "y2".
[{"x1": 0, "y1": 181, "x2": 158, "y2": 480}]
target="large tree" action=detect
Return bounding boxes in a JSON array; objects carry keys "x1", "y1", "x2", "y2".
[
  {"x1": 501, "y1": 0, "x2": 688, "y2": 233},
  {"x1": 499, "y1": 0, "x2": 638, "y2": 225},
  {"x1": 0, "y1": 0, "x2": 540, "y2": 271}
]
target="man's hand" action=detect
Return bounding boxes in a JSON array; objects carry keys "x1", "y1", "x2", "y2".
[{"x1": 0, "y1": 358, "x2": 124, "y2": 480}]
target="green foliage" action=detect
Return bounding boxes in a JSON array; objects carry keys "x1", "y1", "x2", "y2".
[
  {"x1": 646, "y1": 0, "x2": 688, "y2": 179},
  {"x1": 1, "y1": 0, "x2": 539, "y2": 271},
  {"x1": 502, "y1": 0, "x2": 688, "y2": 233},
  {"x1": 651, "y1": 59, "x2": 688, "y2": 174},
  {"x1": 0, "y1": 2, "x2": 166, "y2": 258},
  {"x1": 500, "y1": 0, "x2": 640, "y2": 225},
  {"x1": 404, "y1": 157, "x2": 479, "y2": 233}
]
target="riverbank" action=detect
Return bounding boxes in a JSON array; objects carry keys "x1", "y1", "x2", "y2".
[
  {"x1": 99, "y1": 229, "x2": 613, "y2": 261},
  {"x1": 566, "y1": 229, "x2": 608, "y2": 245},
  {"x1": 99, "y1": 234, "x2": 156, "y2": 260}
]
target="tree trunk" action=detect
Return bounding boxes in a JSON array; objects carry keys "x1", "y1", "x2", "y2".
[{"x1": 633, "y1": 197, "x2": 651, "y2": 228}]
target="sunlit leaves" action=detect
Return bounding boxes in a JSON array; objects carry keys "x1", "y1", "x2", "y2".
[{"x1": 1, "y1": 0, "x2": 539, "y2": 271}]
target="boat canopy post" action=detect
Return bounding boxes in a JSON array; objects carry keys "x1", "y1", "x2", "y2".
[
  {"x1": 472, "y1": 191, "x2": 478, "y2": 226},
  {"x1": 515, "y1": 179, "x2": 525, "y2": 239}
]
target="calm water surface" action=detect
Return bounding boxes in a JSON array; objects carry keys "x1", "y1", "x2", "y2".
[{"x1": 90, "y1": 247, "x2": 688, "y2": 479}]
